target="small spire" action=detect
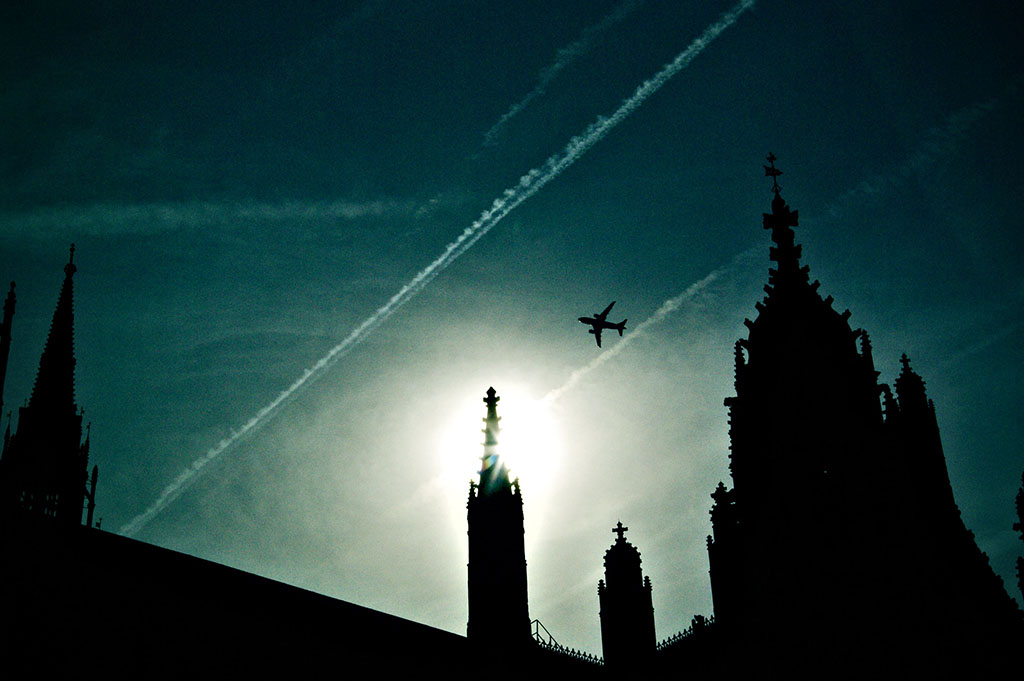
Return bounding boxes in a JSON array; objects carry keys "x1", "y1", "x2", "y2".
[
  {"x1": 764, "y1": 152, "x2": 783, "y2": 195},
  {"x1": 29, "y1": 248, "x2": 79, "y2": 413},
  {"x1": 477, "y1": 387, "x2": 511, "y2": 496},
  {"x1": 481, "y1": 386, "x2": 501, "y2": 453},
  {"x1": 483, "y1": 386, "x2": 499, "y2": 410},
  {"x1": 894, "y1": 354, "x2": 929, "y2": 414},
  {"x1": 65, "y1": 243, "x2": 77, "y2": 278}
]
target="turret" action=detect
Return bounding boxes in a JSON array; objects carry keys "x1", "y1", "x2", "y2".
[{"x1": 598, "y1": 522, "x2": 655, "y2": 668}]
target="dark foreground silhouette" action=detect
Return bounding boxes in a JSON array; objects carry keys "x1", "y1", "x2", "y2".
[{"x1": 1, "y1": 159, "x2": 1021, "y2": 678}]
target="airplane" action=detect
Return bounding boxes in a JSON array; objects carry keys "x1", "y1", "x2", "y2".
[{"x1": 578, "y1": 301, "x2": 627, "y2": 348}]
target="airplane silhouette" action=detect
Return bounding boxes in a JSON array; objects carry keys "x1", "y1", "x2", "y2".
[{"x1": 578, "y1": 301, "x2": 627, "y2": 347}]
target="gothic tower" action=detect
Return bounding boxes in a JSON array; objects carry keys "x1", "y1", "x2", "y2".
[
  {"x1": 707, "y1": 155, "x2": 886, "y2": 636},
  {"x1": 0, "y1": 246, "x2": 96, "y2": 527},
  {"x1": 598, "y1": 521, "x2": 655, "y2": 668},
  {"x1": 466, "y1": 387, "x2": 530, "y2": 647},
  {"x1": 706, "y1": 156, "x2": 1022, "y2": 674}
]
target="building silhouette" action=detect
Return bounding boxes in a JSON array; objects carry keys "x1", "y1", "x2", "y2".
[
  {"x1": 467, "y1": 387, "x2": 532, "y2": 647},
  {"x1": 598, "y1": 521, "x2": 656, "y2": 669},
  {"x1": 0, "y1": 246, "x2": 97, "y2": 528},
  {"x1": 698, "y1": 155, "x2": 1023, "y2": 676},
  {"x1": 1, "y1": 160, "x2": 1021, "y2": 676}
]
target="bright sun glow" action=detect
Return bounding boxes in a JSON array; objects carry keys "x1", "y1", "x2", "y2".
[{"x1": 437, "y1": 384, "x2": 564, "y2": 505}]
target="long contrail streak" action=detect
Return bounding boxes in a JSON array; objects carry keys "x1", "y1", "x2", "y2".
[
  {"x1": 481, "y1": 0, "x2": 644, "y2": 148},
  {"x1": 120, "y1": 0, "x2": 756, "y2": 537},
  {"x1": 542, "y1": 248, "x2": 757, "y2": 405}
]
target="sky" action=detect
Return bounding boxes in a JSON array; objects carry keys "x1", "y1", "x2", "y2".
[{"x1": 1, "y1": 0, "x2": 1022, "y2": 654}]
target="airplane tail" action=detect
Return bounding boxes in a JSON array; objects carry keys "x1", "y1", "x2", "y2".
[{"x1": 616, "y1": 320, "x2": 627, "y2": 336}]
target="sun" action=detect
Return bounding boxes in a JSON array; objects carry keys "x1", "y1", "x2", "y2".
[{"x1": 436, "y1": 384, "x2": 564, "y2": 503}]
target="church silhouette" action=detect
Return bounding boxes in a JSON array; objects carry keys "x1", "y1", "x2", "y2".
[{"x1": 1, "y1": 159, "x2": 1021, "y2": 676}]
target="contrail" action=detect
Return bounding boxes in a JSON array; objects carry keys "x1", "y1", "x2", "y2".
[
  {"x1": 0, "y1": 199, "x2": 416, "y2": 238},
  {"x1": 543, "y1": 248, "x2": 757, "y2": 405},
  {"x1": 481, "y1": 0, "x2": 644, "y2": 148},
  {"x1": 120, "y1": 0, "x2": 756, "y2": 537},
  {"x1": 822, "y1": 74, "x2": 1023, "y2": 220}
]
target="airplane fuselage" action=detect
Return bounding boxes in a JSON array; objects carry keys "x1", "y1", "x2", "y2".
[{"x1": 578, "y1": 301, "x2": 626, "y2": 347}]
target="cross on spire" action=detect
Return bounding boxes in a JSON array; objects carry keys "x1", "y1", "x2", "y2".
[
  {"x1": 764, "y1": 152, "x2": 783, "y2": 195},
  {"x1": 612, "y1": 521, "x2": 629, "y2": 541}
]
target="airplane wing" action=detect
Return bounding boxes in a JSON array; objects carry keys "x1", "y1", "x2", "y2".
[
  {"x1": 596, "y1": 301, "x2": 615, "y2": 321},
  {"x1": 594, "y1": 327, "x2": 603, "y2": 347}
]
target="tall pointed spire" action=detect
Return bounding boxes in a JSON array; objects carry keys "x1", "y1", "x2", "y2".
[
  {"x1": 478, "y1": 386, "x2": 511, "y2": 496},
  {"x1": 29, "y1": 244, "x2": 78, "y2": 415},
  {"x1": 0, "y1": 280, "x2": 15, "y2": 418},
  {"x1": 466, "y1": 386, "x2": 530, "y2": 646},
  {"x1": 0, "y1": 245, "x2": 91, "y2": 526}
]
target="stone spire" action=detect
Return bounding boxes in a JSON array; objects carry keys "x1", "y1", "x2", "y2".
[
  {"x1": 477, "y1": 386, "x2": 512, "y2": 496},
  {"x1": 0, "y1": 281, "x2": 15, "y2": 418},
  {"x1": 29, "y1": 245, "x2": 78, "y2": 416},
  {"x1": 894, "y1": 353, "x2": 930, "y2": 415},
  {"x1": 0, "y1": 245, "x2": 91, "y2": 525},
  {"x1": 466, "y1": 387, "x2": 530, "y2": 646}
]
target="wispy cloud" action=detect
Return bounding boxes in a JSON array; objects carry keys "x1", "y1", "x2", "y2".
[
  {"x1": 543, "y1": 248, "x2": 757, "y2": 404},
  {"x1": 824, "y1": 76, "x2": 1023, "y2": 218},
  {"x1": 119, "y1": 0, "x2": 757, "y2": 537},
  {"x1": 481, "y1": 0, "x2": 644, "y2": 148},
  {"x1": 938, "y1": 320, "x2": 1024, "y2": 371},
  {"x1": 0, "y1": 199, "x2": 417, "y2": 238}
]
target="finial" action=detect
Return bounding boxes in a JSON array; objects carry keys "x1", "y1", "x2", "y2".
[
  {"x1": 65, "y1": 243, "x2": 77, "y2": 277},
  {"x1": 764, "y1": 152, "x2": 783, "y2": 195},
  {"x1": 900, "y1": 353, "x2": 912, "y2": 372},
  {"x1": 483, "y1": 386, "x2": 499, "y2": 409},
  {"x1": 612, "y1": 520, "x2": 629, "y2": 542}
]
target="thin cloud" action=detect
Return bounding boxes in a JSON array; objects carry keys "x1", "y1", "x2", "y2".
[
  {"x1": 0, "y1": 199, "x2": 418, "y2": 238},
  {"x1": 824, "y1": 76, "x2": 1023, "y2": 218},
  {"x1": 482, "y1": 0, "x2": 644, "y2": 148},
  {"x1": 120, "y1": 0, "x2": 757, "y2": 537},
  {"x1": 543, "y1": 248, "x2": 758, "y2": 405}
]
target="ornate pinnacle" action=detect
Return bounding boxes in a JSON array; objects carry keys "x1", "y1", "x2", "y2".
[
  {"x1": 477, "y1": 387, "x2": 511, "y2": 495},
  {"x1": 65, "y1": 243, "x2": 77, "y2": 278},
  {"x1": 483, "y1": 386, "x2": 499, "y2": 410},
  {"x1": 764, "y1": 152, "x2": 783, "y2": 195}
]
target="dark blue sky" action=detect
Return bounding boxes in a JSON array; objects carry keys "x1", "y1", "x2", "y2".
[{"x1": 1, "y1": 0, "x2": 1022, "y2": 652}]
